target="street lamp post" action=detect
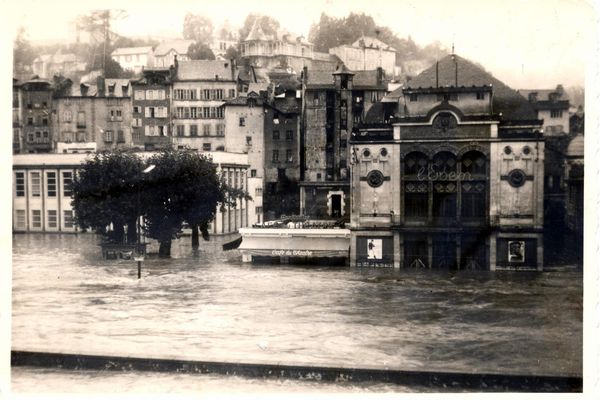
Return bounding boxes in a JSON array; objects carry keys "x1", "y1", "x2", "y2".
[{"x1": 135, "y1": 164, "x2": 155, "y2": 279}]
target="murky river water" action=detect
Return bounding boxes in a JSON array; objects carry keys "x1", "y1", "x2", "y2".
[{"x1": 11, "y1": 233, "x2": 582, "y2": 392}]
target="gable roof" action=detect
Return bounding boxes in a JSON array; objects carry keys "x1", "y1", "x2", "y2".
[
  {"x1": 111, "y1": 46, "x2": 153, "y2": 56},
  {"x1": 154, "y1": 40, "x2": 194, "y2": 56},
  {"x1": 176, "y1": 60, "x2": 237, "y2": 81},
  {"x1": 245, "y1": 19, "x2": 269, "y2": 41},
  {"x1": 392, "y1": 54, "x2": 538, "y2": 121}
]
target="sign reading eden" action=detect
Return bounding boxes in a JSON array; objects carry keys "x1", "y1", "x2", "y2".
[
  {"x1": 417, "y1": 166, "x2": 472, "y2": 181},
  {"x1": 272, "y1": 250, "x2": 313, "y2": 256}
]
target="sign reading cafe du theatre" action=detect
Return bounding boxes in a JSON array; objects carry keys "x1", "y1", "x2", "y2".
[{"x1": 356, "y1": 237, "x2": 394, "y2": 268}]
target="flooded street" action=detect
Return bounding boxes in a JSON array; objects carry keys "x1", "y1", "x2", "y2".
[{"x1": 11, "y1": 233, "x2": 582, "y2": 391}]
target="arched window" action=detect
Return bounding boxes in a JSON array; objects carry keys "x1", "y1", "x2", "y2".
[
  {"x1": 403, "y1": 152, "x2": 428, "y2": 219},
  {"x1": 432, "y1": 152, "x2": 458, "y2": 223},
  {"x1": 460, "y1": 150, "x2": 487, "y2": 221},
  {"x1": 404, "y1": 151, "x2": 428, "y2": 176}
]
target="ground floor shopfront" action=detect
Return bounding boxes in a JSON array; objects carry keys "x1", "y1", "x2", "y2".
[{"x1": 350, "y1": 229, "x2": 543, "y2": 271}]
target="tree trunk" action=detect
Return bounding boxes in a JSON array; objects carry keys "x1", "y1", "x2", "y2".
[
  {"x1": 191, "y1": 223, "x2": 199, "y2": 249},
  {"x1": 127, "y1": 219, "x2": 137, "y2": 244},
  {"x1": 158, "y1": 239, "x2": 171, "y2": 258}
]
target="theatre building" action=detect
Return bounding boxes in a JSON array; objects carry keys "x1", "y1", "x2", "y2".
[{"x1": 349, "y1": 54, "x2": 544, "y2": 270}]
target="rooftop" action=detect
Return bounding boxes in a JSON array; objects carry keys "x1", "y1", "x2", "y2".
[
  {"x1": 153, "y1": 40, "x2": 194, "y2": 56},
  {"x1": 176, "y1": 60, "x2": 237, "y2": 81},
  {"x1": 111, "y1": 46, "x2": 153, "y2": 56},
  {"x1": 386, "y1": 54, "x2": 538, "y2": 121}
]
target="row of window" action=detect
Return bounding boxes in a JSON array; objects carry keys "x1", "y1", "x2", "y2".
[
  {"x1": 61, "y1": 132, "x2": 87, "y2": 143},
  {"x1": 175, "y1": 124, "x2": 225, "y2": 137},
  {"x1": 173, "y1": 88, "x2": 235, "y2": 101},
  {"x1": 224, "y1": 169, "x2": 245, "y2": 190},
  {"x1": 550, "y1": 110, "x2": 563, "y2": 118},
  {"x1": 272, "y1": 149, "x2": 295, "y2": 163},
  {"x1": 134, "y1": 89, "x2": 166, "y2": 100},
  {"x1": 408, "y1": 92, "x2": 486, "y2": 102},
  {"x1": 272, "y1": 130, "x2": 294, "y2": 140},
  {"x1": 175, "y1": 106, "x2": 224, "y2": 119},
  {"x1": 26, "y1": 131, "x2": 50, "y2": 143},
  {"x1": 133, "y1": 106, "x2": 168, "y2": 118},
  {"x1": 103, "y1": 130, "x2": 126, "y2": 143},
  {"x1": 15, "y1": 209, "x2": 74, "y2": 229},
  {"x1": 15, "y1": 171, "x2": 73, "y2": 198},
  {"x1": 26, "y1": 116, "x2": 48, "y2": 126}
]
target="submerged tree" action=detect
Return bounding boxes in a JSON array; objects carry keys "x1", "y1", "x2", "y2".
[
  {"x1": 142, "y1": 148, "x2": 248, "y2": 257},
  {"x1": 71, "y1": 151, "x2": 144, "y2": 244}
]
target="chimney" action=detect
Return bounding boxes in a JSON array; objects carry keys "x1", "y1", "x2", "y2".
[
  {"x1": 302, "y1": 66, "x2": 308, "y2": 84},
  {"x1": 376, "y1": 67, "x2": 383, "y2": 85},
  {"x1": 80, "y1": 83, "x2": 88, "y2": 97},
  {"x1": 96, "y1": 76, "x2": 105, "y2": 97},
  {"x1": 436, "y1": 61, "x2": 439, "y2": 88},
  {"x1": 230, "y1": 58, "x2": 235, "y2": 80}
]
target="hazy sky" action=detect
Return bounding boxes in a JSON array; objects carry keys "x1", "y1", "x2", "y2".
[{"x1": 5, "y1": 0, "x2": 597, "y2": 88}]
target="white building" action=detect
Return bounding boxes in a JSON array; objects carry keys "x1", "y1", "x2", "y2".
[
  {"x1": 111, "y1": 47, "x2": 154, "y2": 73},
  {"x1": 13, "y1": 152, "x2": 257, "y2": 235},
  {"x1": 328, "y1": 36, "x2": 396, "y2": 77},
  {"x1": 153, "y1": 40, "x2": 194, "y2": 68}
]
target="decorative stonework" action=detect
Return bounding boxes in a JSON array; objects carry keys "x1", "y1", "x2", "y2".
[{"x1": 432, "y1": 112, "x2": 458, "y2": 136}]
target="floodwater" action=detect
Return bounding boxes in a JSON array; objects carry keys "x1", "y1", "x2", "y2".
[{"x1": 11, "y1": 233, "x2": 582, "y2": 392}]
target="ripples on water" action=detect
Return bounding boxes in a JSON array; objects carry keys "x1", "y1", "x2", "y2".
[{"x1": 12, "y1": 233, "x2": 582, "y2": 381}]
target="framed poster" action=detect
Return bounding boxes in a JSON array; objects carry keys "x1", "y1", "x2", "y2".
[{"x1": 508, "y1": 240, "x2": 525, "y2": 263}]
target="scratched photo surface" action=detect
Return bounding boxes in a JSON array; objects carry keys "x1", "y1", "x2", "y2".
[{"x1": 7, "y1": 0, "x2": 592, "y2": 394}]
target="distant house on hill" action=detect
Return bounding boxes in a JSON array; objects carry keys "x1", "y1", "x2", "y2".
[
  {"x1": 328, "y1": 35, "x2": 397, "y2": 77},
  {"x1": 32, "y1": 50, "x2": 87, "y2": 79},
  {"x1": 153, "y1": 40, "x2": 195, "y2": 67},
  {"x1": 111, "y1": 46, "x2": 154, "y2": 74}
]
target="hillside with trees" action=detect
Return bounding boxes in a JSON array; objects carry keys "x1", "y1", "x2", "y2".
[{"x1": 308, "y1": 12, "x2": 449, "y2": 78}]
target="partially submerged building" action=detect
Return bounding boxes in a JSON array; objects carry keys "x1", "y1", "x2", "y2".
[{"x1": 349, "y1": 54, "x2": 545, "y2": 270}]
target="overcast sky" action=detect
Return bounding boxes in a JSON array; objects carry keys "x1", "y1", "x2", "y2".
[{"x1": 6, "y1": 0, "x2": 597, "y2": 88}]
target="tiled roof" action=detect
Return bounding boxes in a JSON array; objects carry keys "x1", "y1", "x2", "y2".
[
  {"x1": 305, "y1": 70, "x2": 335, "y2": 87},
  {"x1": 103, "y1": 79, "x2": 132, "y2": 97},
  {"x1": 352, "y1": 36, "x2": 396, "y2": 52},
  {"x1": 353, "y1": 70, "x2": 386, "y2": 89},
  {"x1": 177, "y1": 60, "x2": 237, "y2": 81},
  {"x1": 111, "y1": 46, "x2": 153, "y2": 56},
  {"x1": 305, "y1": 68, "x2": 385, "y2": 89},
  {"x1": 154, "y1": 40, "x2": 194, "y2": 56},
  {"x1": 566, "y1": 134, "x2": 584, "y2": 157},
  {"x1": 398, "y1": 54, "x2": 538, "y2": 121}
]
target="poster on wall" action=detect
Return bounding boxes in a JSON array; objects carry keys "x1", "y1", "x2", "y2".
[
  {"x1": 508, "y1": 241, "x2": 525, "y2": 263},
  {"x1": 367, "y1": 238, "x2": 382, "y2": 260}
]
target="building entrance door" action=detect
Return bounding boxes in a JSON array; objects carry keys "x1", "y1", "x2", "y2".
[
  {"x1": 404, "y1": 235, "x2": 429, "y2": 268},
  {"x1": 432, "y1": 237, "x2": 457, "y2": 270},
  {"x1": 460, "y1": 234, "x2": 487, "y2": 270}
]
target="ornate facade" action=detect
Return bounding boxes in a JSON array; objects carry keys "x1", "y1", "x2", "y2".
[{"x1": 350, "y1": 55, "x2": 545, "y2": 270}]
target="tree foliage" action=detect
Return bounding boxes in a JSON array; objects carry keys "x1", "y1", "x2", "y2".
[
  {"x1": 187, "y1": 42, "x2": 216, "y2": 61},
  {"x1": 183, "y1": 13, "x2": 214, "y2": 44},
  {"x1": 239, "y1": 14, "x2": 280, "y2": 41},
  {"x1": 13, "y1": 27, "x2": 35, "y2": 73},
  {"x1": 142, "y1": 148, "x2": 248, "y2": 256},
  {"x1": 308, "y1": 12, "x2": 448, "y2": 67},
  {"x1": 71, "y1": 151, "x2": 144, "y2": 244},
  {"x1": 71, "y1": 148, "x2": 248, "y2": 257}
]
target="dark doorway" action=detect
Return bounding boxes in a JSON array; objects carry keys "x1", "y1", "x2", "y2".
[
  {"x1": 331, "y1": 194, "x2": 342, "y2": 217},
  {"x1": 404, "y1": 236, "x2": 429, "y2": 268},
  {"x1": 460, "y1": 234, "x2": 487, "y2": 270},
  {"x1": 432, "y1": 237, "x2": 457, "y2": 269}
]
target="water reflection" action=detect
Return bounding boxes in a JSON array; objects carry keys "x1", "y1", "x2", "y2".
[{"x1": 12, "y1": 233, "x2": 582, "y2": 376}]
